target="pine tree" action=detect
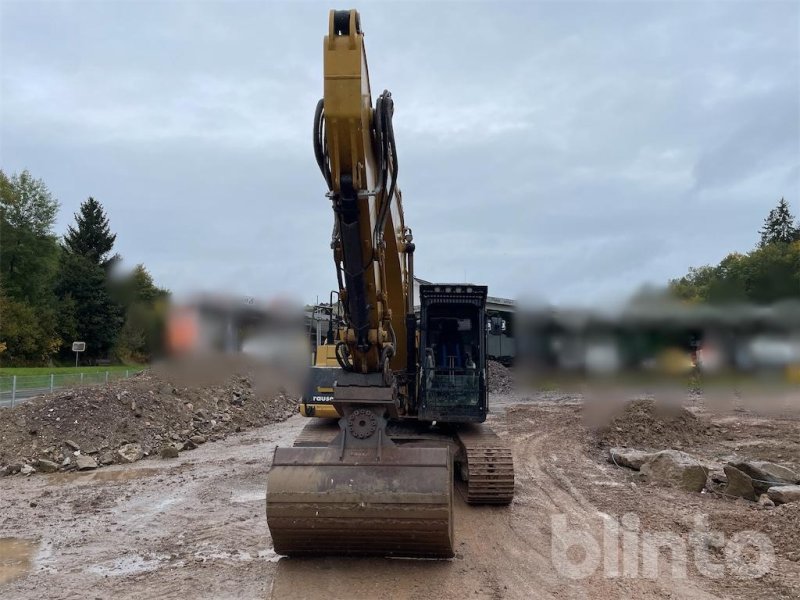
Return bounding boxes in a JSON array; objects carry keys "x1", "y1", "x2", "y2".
[
  {"x1": 63, "y1": 197, "x2": 118, "y2": 267},
  {"x1": 55, "y1": 251, "x2": 124, "y2": 359},
  {"x1": 758, "y1": 197, "x2": 799, "y2": 247}
]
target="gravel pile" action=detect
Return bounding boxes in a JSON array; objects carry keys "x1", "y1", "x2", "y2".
[
  {"x1": 487, "y1": 360, "x2": 514, "y2": 394},
  {"x1": 596, "y1": 398, "x2": 717, "y2": 450},
  {"x1": 0, "y1": 367, "x2": 297, "y2": 475}
]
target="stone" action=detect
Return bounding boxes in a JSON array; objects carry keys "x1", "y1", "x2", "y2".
[
  {"x1": 182, "y1": 439, "x2": 197, "y2": 451},
  {"x1": 75, "y1": 455, "x2": 97, "y2": 471},
  {"x1": 116, "y1": 443, "x2": 144, "y2": 464},
  {"x1": 20, "y1": 464, "x2": 36, "y2": 476},
  {"x1": 758, "y1": 493, "x2": 775, "y2": 508},
  {"x1": 608, "y1": 448, "x2": 655, "y2": 470},
  {"x1": 36, "y1": 459, "x2": 59, "y2": 473},
  {"x1": 99, "y1": 452, "x2": 115, "y2": 465},
  {"x1": 723, "y1": 465, "x2": 756, "y2": 501},
  {"x1": 64, "y1": 439, "x2": 80, "y2": 451},
  {"x1": 729, "y1": 461, "x2": 786, "y2": 495},
  {"x1": 189, "y1": 435, "x2": 206, "y2": 445},
  {"x1": 160, "y1": 445, "x2": 180, "y2": 459},
  {"x1": 639, "y1": 450, "x2": 707, "y2": 493},
  {"x1": 749, "y1": 461, "x2": 800, "y2": 485},
  {"x1": 767, "y1": 485, "x2": 800, "y2": 505}
]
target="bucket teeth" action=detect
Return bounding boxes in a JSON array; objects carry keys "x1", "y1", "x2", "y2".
[{"x1": 266, "y1": 445, "x2": 454, "y2": 558}]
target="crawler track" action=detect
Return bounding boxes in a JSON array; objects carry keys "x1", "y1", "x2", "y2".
[{"x1": 456, "y1": 426, "x2": 515, "y2": 504}]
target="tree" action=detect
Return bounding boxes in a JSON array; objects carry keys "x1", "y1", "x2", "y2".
[
  {"x1": 0, "y1": 170, "x2": 60, "y2": 303},
  {"x1": 0, "y1": 170, "x2": 61, "y2": 364},
  {"x1": 0, "y1": 293, "x2": 60, "y2": 364},
  {"x1": 63, "y1": 197, "x2": 118, "y2": 267},
  {"x1": 110, "y1": 265, "x2": 169, "y2": 362},
  {"x1": 669, "y1": 244, "x2": 800, "y2": 304},
  {"x1": 759, "y1": 197, "x2": 799, "y2": 247},
  {"x1": 54, "y1": 251, "x2": 124, "y2": 360}
]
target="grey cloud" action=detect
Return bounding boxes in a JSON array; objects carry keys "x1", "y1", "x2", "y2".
[{"x1": 1, "y1": 1, "x2": 797, "y2": 306}]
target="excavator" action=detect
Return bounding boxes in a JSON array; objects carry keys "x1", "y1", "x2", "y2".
[{"x1": 266, "y1": 9, "x2": 514, "y2": 558}]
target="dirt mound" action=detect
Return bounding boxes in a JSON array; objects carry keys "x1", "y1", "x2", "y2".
[
  {"x1": 596, "y1": 398, "x2": 715, "y2": 450},
  {"x1": 487, "y1": 360, "x2": 513, "y2": 393},
  {"x1": 0, "y1": 367, "x2": 297, "y2": 474}
]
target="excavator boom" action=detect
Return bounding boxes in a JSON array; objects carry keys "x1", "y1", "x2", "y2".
[{"x1": 267, "y1": 9, "x2": 454, "y2": 558}]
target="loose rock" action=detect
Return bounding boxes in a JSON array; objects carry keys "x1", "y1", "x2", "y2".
[
  {"x1": 116, "y1": 443, "x2": 144, "y2": 464},
  {"x1": 160, "y1": 445, "x2": 179, "y2": 459},
  {"x1": 767, "y1": 485, "x2": 800, "y2": 505},
  {"x1": 728, "y1": 461, "x2": 786, "y2": 495},
  {"x1": 75, "y1": 455, "x2": 97, "y2": 470},
  {"x1": 640, "y1": 449, "x2": 707, "y2": 493},
  {"x1": 609, "y1": 448, "x2": 656, "y2": 470},
  {"x1": 723, "y1": 465, "x2": 756, "y2": 501},
  {"x1": 749, "y1": 461, "x2": 800, "y2": 485},
  {"x1": 36, "y1": 458, "x2": 59, "y2": 473}
]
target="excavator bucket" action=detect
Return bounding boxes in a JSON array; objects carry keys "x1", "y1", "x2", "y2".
[{"x1": 267, "y1": 444, "x2": 454, "y2": 558}]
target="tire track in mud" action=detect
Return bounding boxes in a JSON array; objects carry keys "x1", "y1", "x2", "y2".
[
  {"x1": 2, "y1": 404, "x2": 728, "y2": 599},
  {"x1": 1, "y1": 416, "x2": 307, "y2": 600}
]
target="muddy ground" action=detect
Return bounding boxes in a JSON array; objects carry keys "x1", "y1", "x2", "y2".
[{"x1": 1, "y1": 390, "x2": 799, "y2": 600}]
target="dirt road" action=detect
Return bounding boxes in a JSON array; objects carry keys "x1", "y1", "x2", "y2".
[{"x1": 2, "y1": 393, "x2": 798, "y2": 599}]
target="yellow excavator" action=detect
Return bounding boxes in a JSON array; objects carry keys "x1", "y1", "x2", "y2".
[{"x1": 266, "y1": 9, "x2": 514, "y2": 558}]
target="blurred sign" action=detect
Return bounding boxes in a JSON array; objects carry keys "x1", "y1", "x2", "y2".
[{"x1": 72, "y1": 341, "x2": 86, "y2": 352}]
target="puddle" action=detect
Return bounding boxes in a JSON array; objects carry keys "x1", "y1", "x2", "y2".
[
  {"x1": 0, "y1": 537, "x2": 38, "y2": 584},
  {"x1": 47, "y1": 467, "x2": 162, "y2": 484}
]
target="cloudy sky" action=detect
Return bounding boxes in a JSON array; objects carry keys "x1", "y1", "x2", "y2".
[{"x1": 2, "y1": 1, "x2": 798, "y2": 306}]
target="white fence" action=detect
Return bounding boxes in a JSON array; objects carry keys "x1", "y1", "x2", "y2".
[{"x1": 0, "y1": 369, "x2": 146, "y2": 408}]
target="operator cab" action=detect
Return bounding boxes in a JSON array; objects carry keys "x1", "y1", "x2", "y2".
[{"x1": 418, "y1": 284, "x2": 488, "y2": 423}]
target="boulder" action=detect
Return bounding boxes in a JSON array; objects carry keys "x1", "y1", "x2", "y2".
[
  {"x1": 75, "y1": 455, "x2": 97, "y2": 471},
  {"x1": 189, "y1": 435, "x2": 207, "y2": 445},
  {"x1": 116, "y1": 443, "x2": 144, "y2": 464},
  {"x1": 723, "y1": 465, "x2": 756, "y2": 501},
  {"x1": 749, "y1": 461, "x2": 799, "y2": 485},
  {"x1": 36, "y1": 459, "x2": 59, "y2": 473},
  {"x1": 640, "y1": 450, "x2": 707, "y2": 492},
  {"x1": 64, "y1": 440, "x2": 80, "y2": 451},
  {"x1": 728, "y1": 461, "x2": 786, "y2": 495},
  {"x1": 609, "y1": 448, "x2": 655, "y2": 470},
  {"x1": 160, "y1": 445, "x2": 180, "y2": 459},
  {"x1": 98, "y1": 452, "x2": 115, "y2": 466},
  {"x1": 767, "y1": 485, "x2": 800, "y2": 505}
]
